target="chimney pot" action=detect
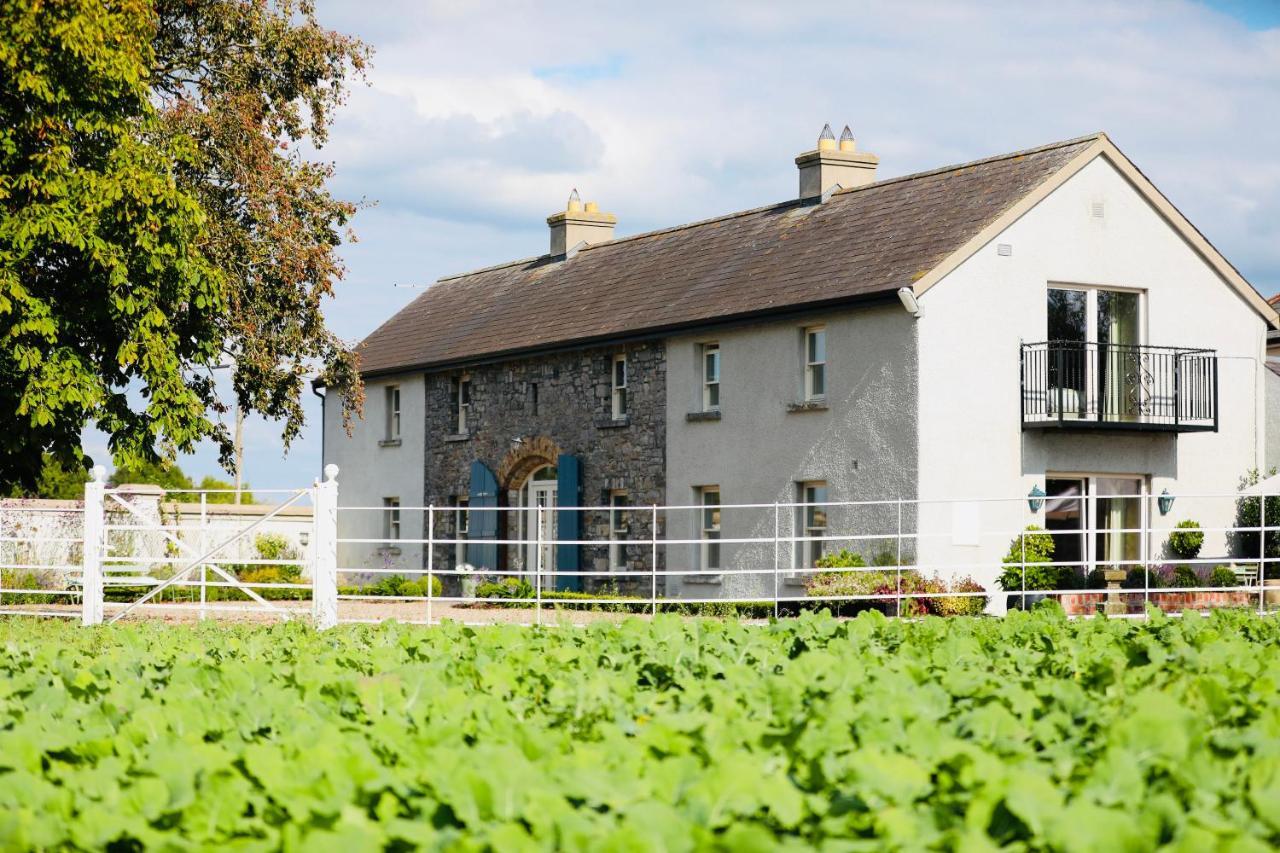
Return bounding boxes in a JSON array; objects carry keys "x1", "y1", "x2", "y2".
[
  {"x1": 838, "y1": 125, "x2": 855, "y2": 152},
  {"x1": 584, "y1": 201, "x2": 599, "y2": 213},
  {"x1": 817, "y1": 122, "x2": 836, "y2": 151},
  {"x1": 567, "y1": 188, "x2": 582, "y2": 212}
]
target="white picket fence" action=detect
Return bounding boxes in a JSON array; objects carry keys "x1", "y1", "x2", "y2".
[{"x1": 2, "y1": 465, "x2": 1278, "y2": 626}]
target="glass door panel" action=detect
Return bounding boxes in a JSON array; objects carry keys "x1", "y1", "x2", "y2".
[
  {"x1": 1097, "y1": 291, "x2": 1143, "y2": 420},
  {"x1": 1045, "y1": 478, "x2": 1085, "y2": 581},
  {"x1": 1047, "y1": 289, "x2": 1088, "y2": 417},
  {"x1": 1094, "y1": 477, "x2": 1142, "y2": 573}
]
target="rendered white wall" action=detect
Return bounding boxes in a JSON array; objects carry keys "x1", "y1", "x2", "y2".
[
  {"x1": 322, "y1": 373, "x2": 426, "y2": 580},
  {"x1": 916, "y1": 155, "x2": 1267, "y2": 596}
]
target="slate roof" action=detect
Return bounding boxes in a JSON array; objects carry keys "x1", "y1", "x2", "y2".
[{"x1": 356, "y1": 134, "x2": 1099, "y2": 376}]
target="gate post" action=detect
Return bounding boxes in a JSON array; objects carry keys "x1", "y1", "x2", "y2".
[
  {"x1": 82, "y1": 466, "x2": 107, "y2": 626},
  {"x1": 312, "y1": 464, "x2": 339, "y2": 629}
]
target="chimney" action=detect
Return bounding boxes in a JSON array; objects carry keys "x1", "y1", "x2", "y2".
[
  {"x1": 795, "y1": 124, "x2": 878, "y2": 199},
  {"x1": 547, "y1": 189, "x2": 616, "y2": 256}
]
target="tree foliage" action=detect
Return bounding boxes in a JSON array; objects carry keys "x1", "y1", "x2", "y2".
[
  {"x1": 109, "y1": 460, "x2": 253, "y2": 503},
  {"x1": 0, "y1": 0, "x2": 366, "y2": 492}
]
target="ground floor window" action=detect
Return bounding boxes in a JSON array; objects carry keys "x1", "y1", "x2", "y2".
[
  {"x1": 609, "y1": 490, "x2": 629, "y2": 570},
  {"x1": 699, "y1": 487, "x2": 721, "y2": 571},
  {"x1": 452, "y1": 496, "x2": 468, "y2": 567},
  {"x1": 797, "y1": 481, "x2": 828, "y2": 570},
  {"x1": 1045, "y1": 475, "x2": 1145, "y2": 577},
  {"x1": 382, "y1": 497, "x2": 401, "y2": 544}
]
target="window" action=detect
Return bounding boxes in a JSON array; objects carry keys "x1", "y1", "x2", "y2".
[
  {"x1": 383, "y1": 497, "x2": 401, "y2": 543},
  {"x1": 797, "y1": 482, "x2": 829, "y2": 570},
  {"x1": 699, "y1": 487, "x2": 721, "y2": 571},
  {"x1": 530, "y1": 382, "x2": 539, "y2": 416},
  {"x1": 609, "y1": 491, "x2": 629, "y2": 571},
  {"x1": 1044, "y1": 476, "x2": 1145, "y2": 580},
  {"x1": 702, "y1": 343, "x2": 720, "y2": 411},
  {"x1": 385, "y1": 385, "x2": 401, "y2": 440},
  {"x1": 453, "y1": 496, "x2": 469, "y2": 567},
  {"x1": 453, "y1": 375, "x2": 471, "y2": 434},
  {"x1": 805, "y1": 327, "x2": 826, "y2": 400},
  {"x1": 612, "y1": 354, "x2": 628, "y2": 419}
]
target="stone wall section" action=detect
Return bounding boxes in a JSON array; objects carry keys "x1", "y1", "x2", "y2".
[{"x1": 423, "y1": 341, "x2": 666, "y2": 594}]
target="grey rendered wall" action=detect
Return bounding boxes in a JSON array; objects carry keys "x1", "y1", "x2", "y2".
[
  {"x1": 1267, "y1": 365, "x2": 1280, "y2": 473},
  {"x1": 322, "y1": 373, "x2": 426, "y2": 580},
  {"x1": 664, "y1": 303, "x2": 919, "y2": 600}
]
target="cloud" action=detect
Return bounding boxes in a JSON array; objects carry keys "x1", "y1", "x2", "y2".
[{"x1": 159, "y1": 0, "x2": 1280, "y2": 488}]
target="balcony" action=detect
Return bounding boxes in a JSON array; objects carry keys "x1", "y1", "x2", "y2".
[{"x1": 1020, "y1": 341, "x2": 1217, "y2": 432}]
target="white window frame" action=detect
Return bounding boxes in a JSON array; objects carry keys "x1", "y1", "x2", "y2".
[
  {"x1": 383, "y1": 497, "x2": 401, "y2": 543},
  {"x1": 612, "y1": 354, "x2": 628, "y2": 420},
  {"x1": 804, "y1": 326, "x2": 826, "y2": 401},
  {"x1": 455, "y1": 496, "x2": 469, "y2": 566},
  {"x1": 702, "y1": 343, "x2": 721, "y2": 412},
  {"x1": 455, "y1": 375, "x2": 471, "y2": 434},
  {"x1": 1044, "y1": 472, "x2": 1150, "y2": 577},
  {"x1": 796, "y1": 481, "x2": 829, "y2": 572},
  {"x1": 608, "y1": 490, "x2": 629, "y2": 571},
  {"x1": 385, "y1": 385, "x2": 401, "y2": 440},
  {"x1": 699, "y1": 486, "x2": 721, "y2": 572}
]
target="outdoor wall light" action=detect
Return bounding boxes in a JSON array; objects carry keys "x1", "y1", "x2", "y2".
[
  {"x1": 1158, "y1": 489, "x2": 1175, "y2": 516},
  {"x1": 897, "y1": 287, "x2": 924, "y2": 318},
  {"x1": 1028, "y1": 485, "x2": 1046, "y2": 513}
]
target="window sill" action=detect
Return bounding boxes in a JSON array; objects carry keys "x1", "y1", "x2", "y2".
[
  {"x1": 786, "y1": 400, "x2": 829, "y2": 413},
  {"x1": 443, "y1": 432, "x2": 471, "y2": 443},
  {"x1": 683, "y1": 573, "x2": 723, "y2": 585},
  {"x1": 685, "y1": 410, "x2": 722, "y2": 423},
  {"x1": 376, "y1": 546, "x2": 403, "y2": 557},
  {"x1": 378, "y1": 438, "x2": 402, "y2": 448},
  {"x1": 595, "y1": 416, "x2": 631, "y2": 429}
]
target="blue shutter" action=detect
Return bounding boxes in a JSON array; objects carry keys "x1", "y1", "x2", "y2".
[
  {"x1": 555, "y1": 455, "x2": 582, "y2": 592},
  {"x1": 468, "y1": 460, "x2": 499, "y2": 571}
]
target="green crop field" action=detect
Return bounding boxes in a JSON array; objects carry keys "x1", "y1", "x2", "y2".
[{"x1": 1, "y1": 609, "x2": 1278, "y2": 850}]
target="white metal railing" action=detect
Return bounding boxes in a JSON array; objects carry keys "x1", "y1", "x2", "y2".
[{"x1": 3, "y1": 467, "x2": 1279, "y2": 626}]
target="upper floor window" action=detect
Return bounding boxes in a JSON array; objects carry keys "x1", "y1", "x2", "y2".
[
  {"x1": 529, "y1": 382, "x2": 539, "y2": 416},
  {"x1": 699, "y1": 486, "x2": 721, "y2": 571},
  {"x1": 805, "y1": 327, "x2": 826, "y2": 400},
  {"x1": 797, "y1": 482, "x2": 829, "y2": 570},
  {"x1": 609, "y1": 490, "x2": 629, "y2": 571},
  {"x1": 702, "y1": 343, "x2": 721, "y2": 411},
  {"x1": 383, "y1": 497, "x2": 401, "y2": 542},
  {"x1": 612, "y1": 354, "x2": 628, "y2": 419},
  {"x1": 385, "y1": 385, "x2": 401, "y2": 440},
  {"x1": 453, "y1": 375, "x2": 472, "y2": 434}
]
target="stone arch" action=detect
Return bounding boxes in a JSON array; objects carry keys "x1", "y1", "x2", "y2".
[{"x1": 497, "y1": 436, "x2": 561, "y2": 490}]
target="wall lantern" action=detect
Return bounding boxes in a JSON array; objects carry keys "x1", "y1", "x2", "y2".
[
  {"x1": 1158, "y1": 489, "x2": 1175, "y2": 516},
  {"x1": 1028, "y1": 485, "x2": 1046, "y2": 513}
]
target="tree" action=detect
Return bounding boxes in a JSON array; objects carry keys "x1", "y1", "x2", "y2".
[
  {"x1": 6, "y1": 454, "x2": 91, "y2": 500},
  {"x1": 1, "y1": 0, "x2": 223, "y2": 491},
  {"x1": 110, "y1": 460, "x2": 195, "y2": 492},
  {"x1": 196, "y1": 475, "x2": 254, "y2": 505},
  {"x1": 0, "y1": 0, "x2": 366, "y2": 493},
  {"x1": 150, "y1": 0, "x2": 368, "y2": 461}
]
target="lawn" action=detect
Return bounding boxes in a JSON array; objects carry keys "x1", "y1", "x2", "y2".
[{"x1": 1, "y1": 608, "x2": 1278, "y2": 849}]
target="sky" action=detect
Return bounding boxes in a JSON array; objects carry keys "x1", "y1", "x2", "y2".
[{"x1": 108, "y1": 0, "x2": 1280, "y2": 491}]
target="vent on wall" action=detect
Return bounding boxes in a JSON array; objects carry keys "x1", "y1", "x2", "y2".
[
  {"x1": 996, "y1": 243, "x2": 1013, "y2": 257},
  {"x1": 1091, "y1": 201, "x2": 1105, "y2": 218}
]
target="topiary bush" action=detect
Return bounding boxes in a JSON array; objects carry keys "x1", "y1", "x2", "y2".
[
  {"x1": 1172, "y1": 564, "x2": 1201, "y2": 589},
  {"x1": 1208, "y1": 565, "x2": 1238, "y2": 589},
  {"x1": 1167, "y1": 520, "x2": 1205, "y2": 560},
  {"x1": 998, "y1": 526, "x2": 1064, "y2": 591}
]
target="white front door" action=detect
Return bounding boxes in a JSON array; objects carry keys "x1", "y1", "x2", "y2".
[{"x1": 524, "y1": 466, "x2": 558, "y2": 582}]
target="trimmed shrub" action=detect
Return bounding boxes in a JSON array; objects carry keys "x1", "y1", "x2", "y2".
[
  {"x1": 998, "y1": 526, "x2": 1062, "y2": 591},
  {"x1": 1209, "y1": 565, "x2": 1238, "y2": 589},
  {"x1": 1172, "y1": 564, "x2": 1201, "y2": 589},
  {"x1": 1167, "y1": 520, "x2": 1205, "y2": 560}
]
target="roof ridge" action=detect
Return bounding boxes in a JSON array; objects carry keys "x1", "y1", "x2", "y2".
[{"x1": 429, "y1": 131, "x2": 1103, "y2": 286}]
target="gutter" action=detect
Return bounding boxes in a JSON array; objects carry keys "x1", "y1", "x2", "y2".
[{"x1": 310, "y1": 380, "x2": 326, "y2": 480}]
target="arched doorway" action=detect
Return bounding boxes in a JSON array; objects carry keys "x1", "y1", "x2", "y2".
[{"x1": 520, "y1": 464, "x2": 558, "y2": 581}]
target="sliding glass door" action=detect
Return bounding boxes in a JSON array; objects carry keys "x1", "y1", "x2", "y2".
[{"x1": 1045, "y1": 475, "x2": 1146, "y2": 581}]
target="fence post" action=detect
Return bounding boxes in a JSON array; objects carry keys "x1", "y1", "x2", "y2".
[
  {"x1": 535, "y1": 504, "x2": 543, "y2": 627},
  {"x1": 312, "y1": 464, "x2": 339, "y2": 629},
  {"x1": 650, "y1": 505, "x2": 658, "y2": 618},
  {"x1": 773, "y1": 503, "x2": 780, "y2": 619},
  {"x1": 81, "y1": 466, "x2": 107, "y2": 626},
  {"x1": 199, "y1": 492, "x2": 208, "y2": 621},
  {"x1": 1261, "y1": 495, "x2": 1267, "y2": 616},
  {"x1": 426, "y1": 505, "x2": 435, "y2": 627}
]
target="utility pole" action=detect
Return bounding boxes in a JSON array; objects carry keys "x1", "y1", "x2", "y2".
[{"x1": 232, "y1": 401, "x2": 244, "y2": 505}]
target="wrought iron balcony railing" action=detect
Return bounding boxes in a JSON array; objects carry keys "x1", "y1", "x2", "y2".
[{"x1": 1020, "y1": 341, "x2": 1217, "y2": 432}]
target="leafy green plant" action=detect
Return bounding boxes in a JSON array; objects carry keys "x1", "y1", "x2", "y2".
[
  {"x1": 1168, "y1": 520, "x2": 1205, "y2": 560},
  {"x1": 1, "y1": 611, "x2": 1278, "y2": 849},
  {"x1": 1172, "y1": 564, "x2": 1202, "y2": 589},
  {"x1": 998, "y1": 526, "x2": 1064, "y2": 591},
  {"x1": 1208, "y1": 566, "x2": 1238, "y2": 589}
]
